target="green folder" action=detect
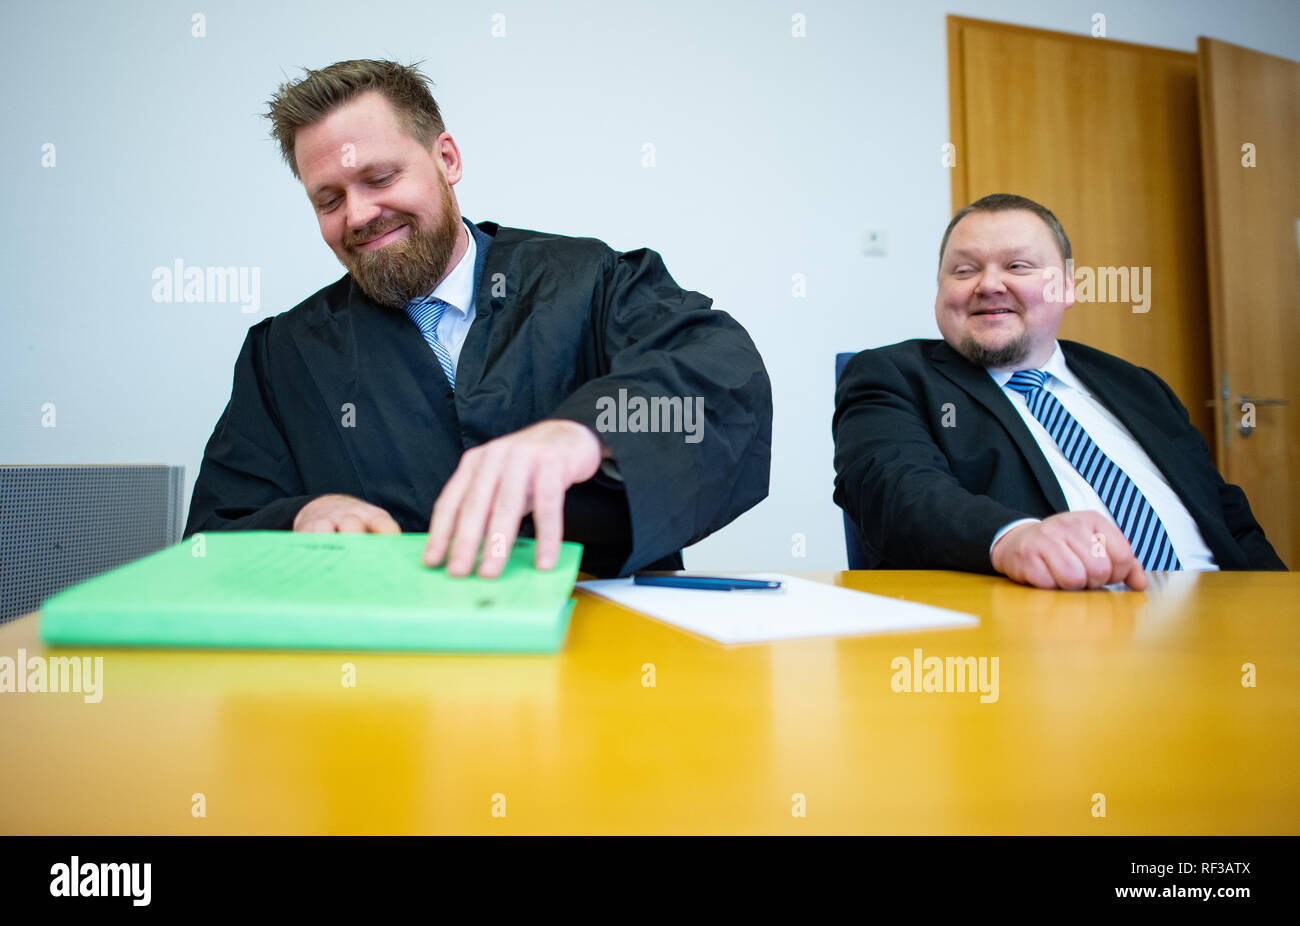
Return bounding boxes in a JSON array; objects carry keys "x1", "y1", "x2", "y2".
[{"x1": 39, "y1": 532, "x2": 582, "y2": 652}]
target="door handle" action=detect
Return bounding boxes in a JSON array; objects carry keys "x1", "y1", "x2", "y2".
[
  {"x1": 1237, "y1": 395, "x2": 1289, "y2": 437},
  {"x1": 1202, "y1": 393, "x2": 1290, "y2": 439}
]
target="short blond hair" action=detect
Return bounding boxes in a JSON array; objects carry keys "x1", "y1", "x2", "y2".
[{"x1": 265, "y1": 59, "x2": 445, "y2": 179}]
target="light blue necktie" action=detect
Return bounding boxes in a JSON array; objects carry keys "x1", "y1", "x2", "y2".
[
  {"x1": 405, "y1": 296, "x2": 456, "y2": 389},
  {"x1": 1006, "y1": 369, "x2": 1181, "y2": 572}
]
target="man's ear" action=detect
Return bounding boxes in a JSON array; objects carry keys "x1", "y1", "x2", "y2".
[
  {"x1": 1062, "y1": 258, "x2": 1076, "y2": 311},
  {"x1": 433, "y1": 132, "x2": 463, "y2": 186}
]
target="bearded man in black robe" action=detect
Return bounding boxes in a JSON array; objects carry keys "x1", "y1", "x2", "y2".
[{"x1": 184, "y1": 59, "x2": 772, "y2": 579}]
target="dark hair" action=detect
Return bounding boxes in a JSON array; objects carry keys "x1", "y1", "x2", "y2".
[
  {"x1": 938, "y1": 193, "x2": 1072, "y2": 270},
  {"x1": 265, "y1": 59, "x2": 445, "y2": 179}
]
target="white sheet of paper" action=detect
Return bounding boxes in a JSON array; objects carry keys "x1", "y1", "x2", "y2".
[{"x1": 576, "y1": 573, "x2": 979, "y2": 644}]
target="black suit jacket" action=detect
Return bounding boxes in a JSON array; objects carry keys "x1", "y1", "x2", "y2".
[{"x1": 832, "y1": 338, "x2": 1285, "y2": 573}]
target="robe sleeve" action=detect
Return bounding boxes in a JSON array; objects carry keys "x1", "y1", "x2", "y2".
[
  {"x1": 183, "y1": 320, "x2": 317, "y2": 536},
  {"x1": 547, "y1": 247, "x2": 772, "y2": 574}
]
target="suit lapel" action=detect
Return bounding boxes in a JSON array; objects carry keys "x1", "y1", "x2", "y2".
[
  {"x1": 450, "y1": 219, "x2": 497, "y2": 400},
  {"x1": 928, "y1": 341, "x2": 1069, "y2": 511},
  {"x1": 1059, "y1": 343, "x2": 1173, "y2": 453}
]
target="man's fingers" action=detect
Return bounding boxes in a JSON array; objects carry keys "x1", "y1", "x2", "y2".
[
  {"x1": 1080, "y1": 517, "x2": 1147, "y2": 590},
  {"x1": 425, "y1": 421, "x2": 591, "y2": 575},
  {"x1": 1092, "y1": 519, "x2": 1143, "y2": 586},
  {"x1": 292, "y1": 495, "x2": 402, "y2": 536},
  {"x1": 1001, "y1": 513, "x2": 1156, "y2": 592},
  {"x1": 1123, "y1": 560, "x2": 1150, "y2": 591},
  {"x1": 1037, "y1": 540, "x2": 1088, "y2": 590},
  {"x1": 425, "y1": 457, "x2": 479, "y2": 566},
  {"x1": 1018, "y1": 552, "x2": 1058, "y2": 590},
  {"x1": 1107, "y1": 548, "x2": 1140, "y2": 587},
  {"x1": 532, "y1": 462, "x2": 566, "y2": 571},
  {"x1": 336, "y1": 513, "x2": 367, "y2": 534},
  {"x1": 1063, "y1": 529, "x2": 1115, "y2": 589},
  {"x1": 365, "y1": 508, "x2": 402, "y2": 535},
  {"x1": 476, "y1": 462, "x2": 531, "y2": 579},
  {"x1": 446, "y1": 451, "x2": 509, "y2": 577}
]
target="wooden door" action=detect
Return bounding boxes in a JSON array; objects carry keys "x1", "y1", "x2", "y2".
[
  {"x1": 948, "y1": 16, "x2": 1214, "y2": 442},
  {"x1": 1198, "y1": 38, "x2": 1299, "y2": 567}
]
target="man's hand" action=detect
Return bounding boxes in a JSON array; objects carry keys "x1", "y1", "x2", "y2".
[
  {"x1": 990, "y1": 511, "x2": 1148, "y2": 591},
  {"x1": 293, "y1": 494, "x2": 402, "y2": 534},
  {"x1": 424, "y1": 419, "x2": 604, "y2": 578}
]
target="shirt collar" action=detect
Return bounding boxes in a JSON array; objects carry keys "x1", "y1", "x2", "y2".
[
  {"x1": 403, "y1": 217, "x2": 476, "y2": 317},
  {"x1": 987, "y1": 342, "x2": 1091, "y2": 396}
]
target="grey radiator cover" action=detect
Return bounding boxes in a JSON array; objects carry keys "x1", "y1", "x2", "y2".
[{"x1": 0, "y1": 465, "x2": 183, "y2": 622}]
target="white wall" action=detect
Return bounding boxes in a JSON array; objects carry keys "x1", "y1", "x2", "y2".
[{"x1": 3, "y1": 0, "x2": 1298, "y2": 570}]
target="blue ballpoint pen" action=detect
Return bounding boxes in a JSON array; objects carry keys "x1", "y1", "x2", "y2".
[{"x1": 632, "y1": 575, "x2": 783, "y2": 591}]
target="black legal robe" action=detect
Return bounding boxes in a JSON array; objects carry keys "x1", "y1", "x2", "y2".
[{"x1": 184, "y1": 220, "x2": 773, "y2": 577}]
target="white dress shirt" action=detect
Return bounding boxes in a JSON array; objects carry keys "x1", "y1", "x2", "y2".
[{"x1": 988, "y1": 343, "x2": 1217, "y2": 571}]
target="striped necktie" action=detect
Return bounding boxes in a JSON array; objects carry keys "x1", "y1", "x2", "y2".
[
  {"x1": 1005, "y1": 369, "x2": 1181, "y2": 572},
  {"x1": 406, "y1": 296, "x2": 456, "y2": 389}
]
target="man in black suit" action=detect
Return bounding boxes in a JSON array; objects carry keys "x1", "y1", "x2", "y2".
[{"x1": 833, "y1": 193, "x2": 1284, "y2": 589}]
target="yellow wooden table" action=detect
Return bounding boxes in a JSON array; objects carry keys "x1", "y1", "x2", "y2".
[{"x1": 0, "y1": 571, "x2": 1296, "y2": 834}]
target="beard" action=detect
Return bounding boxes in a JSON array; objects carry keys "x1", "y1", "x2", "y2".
[
  {"x1": 340, "y1": 180, "x2": 462, "y2": 309},
  {"x1": 957, "y1": 332, "x2": 1032, "y2": 369}
]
